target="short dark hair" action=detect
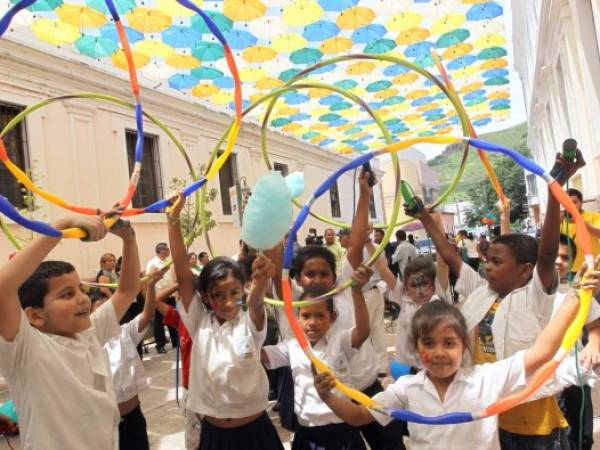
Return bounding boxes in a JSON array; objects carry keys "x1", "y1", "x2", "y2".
[
  {"x1": 396, "y1": 230, "x2": 407, "y2": 241},
  {"x1": 198, "y1": 251, "x2": 208, "y2": 259},
  {"x1": 410, "y1": 301, "x2": 470, "y2": 354},
  {"x1": 197, "y1": 257, "x2": 246, "y2": 299},
  {"x1": 155, "y1": 242, "x2": 169, "y2": 254},
  {"x1": 18, "y1": 261, "x2": 76, "y2": 309},
  {"x1": 404, "y1": 256, "x2": 436, "y2": 283},
  {"x1": 89, "y1": 288, "x2": 109, "y2": 303},
  {"x1": 291, "y1": 246, "x2": 336, "y2": 280},
  {"x1": 299, "y1": 285, "x2": 334, "y2": 313},
  {"x1": 491, "y1": 233, "x2": 538, "y2": 265},
  {"x1": 373, "y1": 228, "x2": 384, "y2": 236},
  {"x1": 559, "y1": 233, "x2": 577, "y2": 260},
  {"x1": 567, "y1": 188, "x2": 583, "y2": 202}
]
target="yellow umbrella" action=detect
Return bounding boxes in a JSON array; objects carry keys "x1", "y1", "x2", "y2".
[
  {"x1": 223, "y1": 0, "x2": 266, "y2": 21},
  {"x1": 375, "y1": 88, "x2": 398, "y2": 99},
  {"x1": 250, "y1": 92, "x2": 267, "y2": 104},
  {"x1": 255, "y1": 77, "x2": 284, "y2": 90},
  {"x1": 308, "y1": 87, "x2": 329, "y2": 98},
  {"x1": 211, "y1": 91, "x2": 234, "y2": 106},
  {"x1": 32, "y1": 19, "x2": 80, "y2": 45},
  {"x1": 396, "y1": 27, "x2": 429, "y2": 45},
  {"x1": 337, "y1": 123, "x2": 353, "y2": 131},
  {"x1": 406, "y1": 89, "x2": 428, "y2": 100},
  {"x1": 320, "y1": 36, "x2": 353, "y2": 54},
  {"x1": 311, "y1": 135, "x2": 325, "y2": 144},
  {"x1": 474, "y1": 32, "x2": 506, "y2": 49},
  {"x1": 239, "y1": 67, "x2": 267, "y2": 82},
  {"x1": 488, "y1": 90, "x2": 510, "y2": 100},
  {"x1": 480, "y1": 58, "x2": 508, "y2": 69},
  {"x1": 310, "y1": 123, "x2": 328, "y2": 131},
  {"x1": 135, "y1": 40, "x2": 175, "y2": 58},
  {"x1": 165, "y1": 53, "x2": 201, "y2": 69},
  {"x1": 435, "y1": 127, "x2": 452, "y2": 135},
  {"x1": 393, "y1": 72, "x2": 418, "y2": 85},
  {"x1": 156, "y1": 0, "x2": 203, "y2": 17},
  {"x1": 387, "y1": 11, "x2": 421, "y2": 32},
  {"x1": 346, "y1": 61, "x2": 375, "y2": 75},
  {"x1": 112, "y1": 49, "x2": 150, "y2": 70},
  {"x1": 450, "y1": 66, "x2": 478, "y2": 79},
  {"x1": 442, "y1": 43, "x2": 473, "y2": 59},
  {"x1": 126, "y1": 8, "x2": 172, "y2": 33},
  {"x1": 56, "y1": 4, "x2": 106, "y2": 28},
  {"x1": 472, "y1": 113, "x2": 491, "y2": 122},
  {"x1": 276, "y1": 106, "x2": 300, "y2": 116},
  {"x1": 282, "y1": 123, "x2": 301, "y2": 133},
  {"x1": 403, "y1": 113, "x2": 422, "y2": 122},
  {"x1": 242, "y1": 45, "x2": 276, "y2": 63},
  {"x1": 337, "y1": 6, "x2": 374, "y2": 30},
  {"x1": 459, "y1": 81, "x2": 484, "y2": 94},
  {"x1": 282, "y1": 0, "x2": 323, "y2": 27},
  {"x1": 272, "y1": 33, "x2": 307, "y2": 53},
  {"x1": 431, "y1": 13, "x2": 466, "y2": 35},
  {"x1": 418, "y1": 102, "x2": 439, "y2": 112},
  {"x1": 192, "y1": 83, "x2": 219, "y2": 97}
]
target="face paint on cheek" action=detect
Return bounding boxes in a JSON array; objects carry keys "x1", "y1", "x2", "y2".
[{"x1": 419, "y1": 349, "x2": 432, "y2": 364}]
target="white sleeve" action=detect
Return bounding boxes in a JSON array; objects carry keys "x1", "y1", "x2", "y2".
[
  {"x1": 530, "y1": 355, "x2": 599, "y2": 401},
  {"x1": 91, "y1": 300, "x2": 121, "y2": 346},
  {"x1": 339, "y1": 257, "x2": 353, "y2": 284},
  {"x1": 178, "y1": 293, "x2": 205, "y2": 335},
  {"x1": 480, "y1": 351, "x2": 527, "y2": 399},
  {"x1": 454, "y1": 263, "x2": 486, "y2": 298},
  {"x1": 434, "y1": 276, "x2": 451, "y2": 303},
  {"x1": 126, "y1": 315, "x2": 148, "y2": 346},
  {"x1": 246, "y1": 308, "x2": 267, "y2": 348},
  {"x1": 527, "y1": 267, "x2": 558, "y2": 328},
  {"x1": 370, "y1": 378, "x2": 409, "y2": 426},
  {"x1": 387, "y1": 278, "x2": 405, "y2": 305},
  {"x1": 0, "y1": 311, "x2": 40, "y2": 376},
  {"x1": 262, "y1": 341, "x2": 291, "y2": 370}
]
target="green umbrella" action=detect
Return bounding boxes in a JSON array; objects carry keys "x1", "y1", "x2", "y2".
[
  {"x1": 478, "y1": 46, "x2": 507, "y2": 60},
  {"x1": 491, "y1": 103, "x2": 510, "y2": 111},
  {"x1": 271, "y1": 118, "x2": 291, "y2": 127},
  {"x1": 485, "y1": 76, "x2": 509, "y2": 86},
  {"x1": 74, "y1": 35, "x2": 118, "y2": 58},
  {"x1": 192, "y1": 42, "x2": 224, "y2": 62},
  {"x1": 290, "y1": 47, "x2": 323, "y2": 65},
  {"x1": 330, "y1": 101, "x2": 352, "y2": 111},
  {"x1": 11, "y1": 0, "x2": 62, "y2": 12},
  {"x1": 435, "y1": 28, "x2": 470, "y2": 48},
  {"x1": 191, "y1": 66, "x2": 224, "y2": 80},
  {"x1": 366, "y1": 80, "x2": 392, "y2": 92},
  {"x1": 86, "y1": 0, "x2": 135, "y2": 14},
  {"x1": 191, "y1": 12, "x2": 233, "y2": 34},
  {"x1": 319, "y1": 113, "x2": 341, "y2": 122},
  {"x1": 364, "y1": 38, "x2": 396, "y2": 54}
]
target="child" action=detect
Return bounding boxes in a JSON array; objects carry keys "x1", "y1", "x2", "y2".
[
  {"x1": 314, "y1": 276, "x2": 599, "y2": 450},
  {"x1": 166, "y1": 194, "x2": 283, "y2": 450},
  {"x1": 262, "y1": 267, "x2": 372, "y2": 450},
  {"x1": 0, "y1": 214, "x2": 140, "y2": 450}
]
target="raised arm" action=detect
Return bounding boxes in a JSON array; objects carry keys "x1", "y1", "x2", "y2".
[
  {"x1": 155, "y1": 283, "x2": 179, "y2": 317},
  {"x1": 166, "y1": 194, "x2": 196, "y2": 310},
  {"x1": 348, "y1": 171, "x2": 372, "y2": 270},
  {"x1": 137, "y1": 267, "x2": 167, "y2": 332},
  {"x1": 246, "y1": 254, "x2": 275, "y2": 332},
  {"x1": 430, "y1": 211, "x2": 449, "y2": 290},
  {"x1": 496, "y1": 199, "x2": 511, "y2": 236},
  {"x1": 0, "y1": 216, "x2": 107, "y2": 341},
  {"x1": 350, "y1": 264, "x2": 372, "y2": 348},
  {"x1": 366, "y1": 241, "x2": 396, "y2": 290}
]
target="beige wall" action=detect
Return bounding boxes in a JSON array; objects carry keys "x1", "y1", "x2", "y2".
[{"x1": 0, "y1": 40, "x2": 385, "y2": 278}]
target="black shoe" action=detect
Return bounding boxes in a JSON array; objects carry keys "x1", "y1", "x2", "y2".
[{"x1": 156, "y1": 345, "x2": 167, "y2": 354}]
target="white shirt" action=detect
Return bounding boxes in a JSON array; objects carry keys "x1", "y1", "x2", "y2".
[
  {"x1": 392, "y1": 241, "x2": 418, "y2": 276},
  {"x1": 145, "y1": 255, "x2": 173, "y2": 291},
  {"x1": 0, "y1": 302, "x2": 120, "y2": 450},
  {"x1": 457, "y1": 264, "x2": 557, "y2": 360},
  {"x1": 264, "y1": 328, "x2": 353, "y2": 427},
  {"x1": 370, "y1": 352, "x2": 527, "y2": 450},
  {"x1": 106, "y1": 315, "x2": 149, "y2": 404},
  {"x1": 180, "y1": 294, "x2": 268, "y2": 419},
  {"x1": 388, "y1": 277, "x2": 450, "y2": 368},
  {"x1": 462, "y1": 239, "x2": 479, "y2": 258}
]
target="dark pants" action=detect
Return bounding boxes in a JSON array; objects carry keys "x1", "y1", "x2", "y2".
[
  {"x1": 499, "y1": 427, "x2": 570, "y2": 450},
  {"x1": 154, "y1": 296, "x2": 178, "y2": 348},
  {"x1": 467, "y1": 257, "x2": 480, "y2": 272},
  {"x1": 119, "y1": 405, "x2": 149, "y2": 450},
  {"x1": 275, "y1": 366, "x2": 297, "y2": 432},
  {"x1": 199, "y1": 412, "x2": 284, "y2": 450},
  {"x1": 359, "y1": 379, "x2": 406, "y2": 450},
  {"x1": 560, "y1": 384, "x2": 593, "y2": 450},
  {"x1": 292, "y1": 422, "x2": 366, "y2": 450}
]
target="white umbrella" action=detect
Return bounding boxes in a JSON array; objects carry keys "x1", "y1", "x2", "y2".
[{"x1": 142, "y1": 61, "x2": 176, "y2": 81}]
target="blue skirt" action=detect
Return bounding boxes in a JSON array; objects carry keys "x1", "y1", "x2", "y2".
[
  {"x1": 199, "y1": 412, "x2": 284, "y2": 450},
  {"x1": 292, "y1": 422, "x2": 367, "y2": 450}
]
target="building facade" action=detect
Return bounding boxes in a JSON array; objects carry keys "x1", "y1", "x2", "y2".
[{"x1": 0, "y1": 39, "x2": 385, "y2": 277}]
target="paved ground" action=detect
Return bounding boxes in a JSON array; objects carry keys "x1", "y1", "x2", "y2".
[{"x1": 2, "y1": 334, "x2": 600, "y2": 449}]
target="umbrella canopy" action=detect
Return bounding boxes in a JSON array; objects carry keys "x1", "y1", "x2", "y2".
[
  {"x1": 290, "y1": 47, "x2": 322, "y2": 64},
  {"x1": 86, "y1": 0, "x2": 134, "y2": 14},
  {"x1": 467, "y1": 1, "x2": 503, "y2": 21},
  {"x1": 320, "y1": 36, "x2": 353, "y2": 54},
  {"x1": 387, "y1": 11, "x2": 421, "y2": 32},
  {"x1": 192, "y1": 41, "x2": 224, "y2": 61},
  {"x1": 56, "y1": 4, "x2": 106, "y2": 28},
  {"x1": 168, "y1": 73, "x2": 199, "y2": 90},
  {"x1": 191, "y1": 12, "x2": 232, "y2": 34},
  {"x1": 74, "y1": 35, "x2": 118, "y2": 58},
  {"x1": 125, "y1": 8, "x2": 172, "y2": 33},
  {"x1": 142, "y1": 61, "x2": 176, "y2": 80},
  {"x1": 283, "y1": 0, "x2": 324, "y2": 27},
  {"x1": 191, "y1": 66, "x2": 224, "y2": 80},
  {"x1": 162, "y1": 25, "x2": 202, "y2": 49},
  {"x1": 242, "y1": 45, "x2": 277, "y2": 63},
  {"x1": 191, "y1": 83, "x2": 219, "y2": 97},
  {"x1": 223, "y1": 0, "x2": 266, "y2": 21},
  {"x1": 32, "y1": 18, "x2": 80, "y2": 45},
  {"x1": 165, "y1": 52, "x2": 201, "y2": 69},
  {"x1": 223, "y1": 29, "x2": 257, "y2": 50},
  {"x1": 337, "y1": 6, "x2": 374, "y2": 29},
  {"x1": 112, "y1": 49, "x2": 149, "y2": 69},
  {"x1": 272, "y1": 33, "x2": 307, "y2": 53}
]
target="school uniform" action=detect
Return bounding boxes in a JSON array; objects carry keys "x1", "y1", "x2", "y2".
[
  {"x1": 180, "y1": 294, "x2": 282, "y2": 450},
  {"x1": 0, "y1": 301, "x2": 120, "y2": 450},
  {"x1": 264, "y1": 328, "x2": 366, "y2": 450},
  {"x1": 106, "y1": 315, "x2": 150, "y2": 450}
]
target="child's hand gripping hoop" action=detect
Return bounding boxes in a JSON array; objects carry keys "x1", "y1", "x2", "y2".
[{"x1": 401, "y1": 181, "x2": 422, "y2": 215}]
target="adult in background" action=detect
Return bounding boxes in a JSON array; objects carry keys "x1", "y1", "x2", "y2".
[
  {"x1": 198, "y1": 251, "x2": 210, "y2": 269},
  {"x1": 391, "y1": 230, "x2": 417, "y2": 278},
  {"x1": 407, "y1": 234, "x2": 416, "y2": 247},
  {"x1": 373, "y1": 228, "x2": 395, "y2": 268},
  {"x1": 146, "y1": 242, "x2": 178, "y2": 353},
  {"x1": 96, "y1": 252, "x2": 118, "y2": 298},
  {"x1": 324, "y1": 228, "x2": 345, "y2": 275}
]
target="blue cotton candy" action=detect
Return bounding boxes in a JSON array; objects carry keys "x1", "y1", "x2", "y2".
[
  {"x1": 285, "y1": 171, "x2": 305, "y2": 198},
  {"x1": 242, "y1": 171, "x2": 292, "y2": 250}
]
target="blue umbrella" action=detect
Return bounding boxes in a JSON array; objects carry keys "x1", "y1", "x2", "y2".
[
  {"x1": 329, "y1": 118, "x2": 349, "y2": 127},
  {"x1": 303, "y1": 20, "x2": 339, "y2": 41},
  {"x1": 162, "y1": 26, "x2": 202, "y2": 49},
  {"x1": 303, "y1": 131, "x2": 319, "y2": 139},
  {"x1": 384, "y1": 64, "x2": 409, "y2": 76},
  {"x1": 483, "y1": 68, "x2": 509, "y2": 78},
  {"x1": 75, "y1": 35, "x2": 118, "y2": 58},
  {"x1": 413, "y1": 54, "x2": 435, "y2": 68},
  {"x1": 228, "y1": 99, "x2": 250, "y2": 112},
  {"x1": 271, "y1": 118, "x2": 291, "y2": 127},
  {"x1": 191, "y1": 12, "x2": 232, "y2": 34},
  {"x1": 334, "y1": 79, "x2": 358, "y2": 89},
  {"x1": 192, "y1": 42, "x2": 224, "y2": 61},
  {"x1": 366, "y1": 80, "x2": 392, "y2": 92},
  {"x1": 213, "y1": 76, "x2": 234, "y2": 88},
  {"x1": 425, "y1": 108, "x2": 443, "y2": 115},
  {"x1": 318, "y1": 0, "x2": 357, "y2": 11},
  {"x1": 283, "y1": 92, "x2": 310, "y2": 105},
  {"x1": 467, "y1": 1, "x2": 503, "y2": 21},
  {"x1": 485, "y1": 76, "x2": 509, "y2": 86},
  {"x1": 463, "y1": 90, "x2": 486, "y2": 101},
  {"x1": 364, "y1": 38, "x2": 396, "y2": 54},
  {"x1": 478, "y1": 46, "x2": 507, "y2": 60},
  {"x1": 289, "y1": 113, "x2": 311, "y2": 121},
  {"x1": 446, "y1": 55, "x2": 476, "y2": 70},
  {"x1": 191, "y1": 66, "x2": 224, "y2": 80},
  {"x1": 12, "y1": 0, "x2": 61, "y2": 12},
  {"x1": 344, "y1": 127, "x2": 361, "y2": 135},
  {"x1": 319, "y1": 138, "x2": 335, "y2": 147},
  {"x1": 290, "y1": 47, "x2": 323, "y2": 65},
  {"x1": 411, "y1": 96, "x2": 433, "y2": 107},
  {"x1": 490, "y1": 99, "x2": 510, "y2": 108},
  {"x1": 356, "y1": 118, "x2": 373, "y2": 126},
  {"x1": 100, "y1": 24, "x2": 143, "y2": 44},
  {"x1": 223, "y1": 30, "x2": 257, "y2": 50},
  {"x1": 279, "y1": 68, "x2": 301, "y2": 82},
  {"x1": 312, "y1": 63, "x2": 336, "y2": 74},
  {"x1": 381, "y1": 96, "x2": 405, "y2": 106},
  {"x1": 404, "y1": 41, "x2": 435, "y2": 58},
  {"x1": 319, "y1": 113, "x2": 341, "y2": 122},
  {"x1": 465, "y1": 96, "x2": 486, "y2": 106},
  {"x1": 351, "y1": 24, "x2": 386, "y2": 44},
  {"x1": 384, "y1": 118, "x2": 402, "y2": 127},
  {"x1": 491, "y1": 102, "x2": 510, "y2": 111},
  {"x1": 168, "y1": 73, "x2": 200, "y2": 90},
  {"x1": 423, "y1": 76, "x2": 444, "y2": 87},
  {"x1": 319, "y1": 95, "x2": 343, "y2": 105},
  {"x1": 419, "y1": 131, "x2": 435, "y2": 137},
  {"x1": 435, "y1": 29, "x2": 470, "y2": 48},
  {"x1": 473, "y1": 117, "x2": 492, "y2": 127},
  {"x1": 330, "y1": 101, "x2": 352, "y2": 111}
]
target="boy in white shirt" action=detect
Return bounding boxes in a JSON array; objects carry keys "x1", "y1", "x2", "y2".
[{"x1": 0, "y1": 214, "x2": 140, "y2": 450}]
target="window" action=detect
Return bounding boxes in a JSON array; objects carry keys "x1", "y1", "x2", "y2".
[
  {"x1": 329, "y1": 180, "x2": 341, "y2": 218},
  {"x1": 0, "y1": 102, "x2": 29, "y2": 209},
  {"x1": 218, "y1": 151, "x2": 237, "y2": 215},
  {"x1": 273, "y1": 162, "x2": 289, "y2": 176},
  {"x1": 125, "y1": 130, "x2": 162, "y2": 209}
]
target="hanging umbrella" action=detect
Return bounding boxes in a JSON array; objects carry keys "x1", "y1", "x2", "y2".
[
  {"x1": 126, "y1": 8, "x2": 172, "y2": 33},
  {"x1": 74, "y1": 35, "x2": 118, "y2": 58},
  {"x1": 1, "y1": 0, "x2": 33, "y2": 26},
  {"x1": 100, "y1": 23, "x2": 143, "y2": 44},
  {"x1": 279, "y1": 68, "x2": 301, "y2": 82},
  {"x1": 191, "y1": 66, "x2": 224, "y2": 80},
  {"x1": 474, "y1": 32, "x2": 505, "y2": 49},
  {"x1": 283, "y1": 0, "x2": 324, "y2": 27},
  {"x1": 213, "y1": 76, "x2": 235, "y2": 88},
  {"x1": 249, "y1": 16, "x2": 284, "y2": 39},
  {"x1": 212, "y1": 90, "x2": 234, "y2": 105},
  {"x1": 320, "y1": 36, "x2": 353, "y2": 54},
  {"x1": 406, "y1": 89, "x2": 428, "y2": 100},
  {"x1": 191, "y1": 12, "x2": 232, "y2": 34},
  {"x1": 308, "y1": 87, "x2": 330, "y2": 98},
  {"x1": 289, "y1": 47, "x2": 322, "y2": 64},
  {"x1": 478, "y1": 46, "x2": 506, "y2": 60},
  {"x1": 431, "y1": 13, "x2": 466, "y2": 35},
  {"x1": 488, "y1": 90, "x2": 509, "y2": 100},
  {"x1": 86, "y1": 0, "x2": 134, "y2": 15},
  {"x1": 32, "y1": 18, "x2": 80, "y2": 45},
  {"x1": 272, "y1": 33, "x2": 307, "y2": 53},
  {"x1": 283, "y1": 92, "x2": 310, "y2": 105},
  {"x1": 395, "y1": 27, "x2": 428, "y2": 45},
  {"x1": 480, "y1": 57, "x2": 507, "y2": 69},
  {"x1": 303, "y1": 20, "x2": 338, "y2": 41},
  {"x1": 435, "y1": 28, "x2": 470, "y2": 48},
  {"x1": 168, "y1": 73, "x2": 200, "y2": 90},
  {"x1": 383, "y1": 64, "x2": 409, "y2": 76},
  {"x1": 442, "y1": 42, "x2": 473, "y2": 59},
  {"x1": 346, "y1": 61, "x2": 375, "y2": 75},
  {"x1": 239, "y1": 67, "x2": 267, "y2": 82},
  {"x1": 467, "y1": 1, "x2": 503, "y2": 21},
  {"x1": 318, "y1": 0, "x2": 357, "y2": 12},
  {"x1": 459, "y1": 81, "x2": 484, "y2": 93},
  {"x1": 112, "y1": 49, "x2": 149, "y2": 69},
  {"x1": 165, "y1": 53, "x2": 201, "y2": 69},
  {"x1": 404, "y1": 41, "x2": 434, "y2": 58},
  {"x1": 156, "y1": 0, "x2": 203, "y2": 18},
  {"x1": 366, "y1": 80, "x2": 391, "y2": 92},
  {"x1": 350, "y1": 23, "x2": 385, "y2": 44},
  {"x1": 446, "y1": 54, "x2": 476, "y2": 70},
  {"x1": 242, "y1": 45, "x2": 277, "y2": 63},
  {"x1": 10, "y1": 0, "x2": 61, "y2": 12},
  {"x1": 56, "y1": 4, "x2": 106, "y2": 28},
  {"x1": 469, "y1": 18, "x2": 504, "y2": 37},
  {"x1": 223, "y1": 0, "x2": 266, "y2": 21},
  {"x1": 255, "y1": 77, "x2": 283, "y2": 89},
  {"x1": 387, "y1": 11, "x2": 421, "y2": 32},
  {"x1": 271, "y1": 117, "x2": 291, "y2": 127},
  {"x1": 330, "y1": 101, "x2": 352, "y2": 110},
  {"x1": 191, "y1": 83, "x2": 219, "y2": 97},
  {"x1": 192, "y1": 41, "x2": 224, "y2": 61},
  {"x1": 162, "y1": 25, "x2": 202, "y2": 49},
  {"x1": 337, "y1": 6, "x2": 375, "y2": 29},
  {"x1": 142, "y1": 61, "x2": 176, "y2": 80},
  {"x1": 135, "y1": 39, "x2": 175, "y2": 58},
  {"x1": 485, "y1": 76, "x2": 509, "y2": 86},
  {"x1": 451, "y1": 65, "x2": 477, "y2": 79},
  {"x1": 334, "y1": 79, "x2": 357, "y2": 89},
  {"x1": 319, "y1": 113, "x2": 341, "y2": 122},
  {"x1": 364, "y1": 38, "x2": 395, "y2": 54},
  {"x1": 223, "y1": 29, "x2": 257, "y2": 50},
  {"x1": 393, "y1": 72, "x2": 418, "y2": 84},
  {"x1": 482, "y1": 68, "x2": 508, "y2": 78}
]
